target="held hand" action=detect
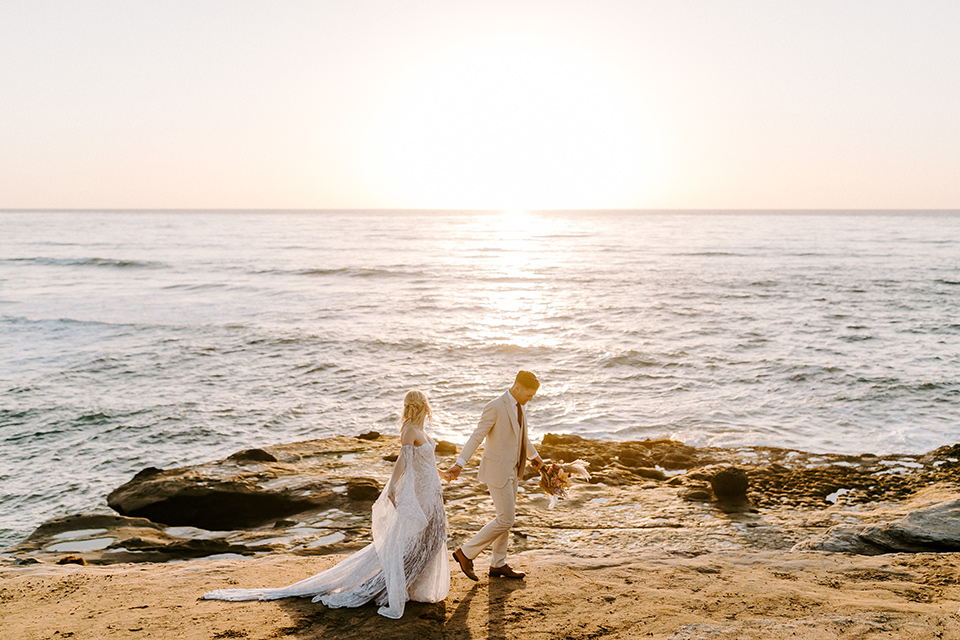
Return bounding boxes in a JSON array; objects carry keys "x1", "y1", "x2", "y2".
[
  {"x1": 530, "y1": 457, "x2": 544, "y2": 471},
  {"x1": 440, "y1": 464, "x2": 462, "y2": 484}
]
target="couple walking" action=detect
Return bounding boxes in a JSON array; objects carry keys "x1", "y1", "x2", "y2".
[{"x1": 204, "y1": 370, "x2": 543, "y2": 619}]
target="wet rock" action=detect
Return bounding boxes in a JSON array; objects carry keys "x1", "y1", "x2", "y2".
[
  {"x1": 132, "y1": 467, "x2": 163, "y2": 480},
  {"x1": 931, "y1": 443, "x2": 960, "y2": 458},
  {"x1": 791, "y1": 525, "x2": 885, "y2": 555},
  {"x1": 435, "y1": 440, "x2": 457, "y2": 456},
  {"x1": 542, "y1": 433, "x2": 586, "y2": 446},
  {"x1": 108, "y1": 474, "x2": 324, "y2": 530},
  {"x1": 357, "y1": 431, "x2": 381, "y2": 441},
  {"x1": 793, "y1": 497, "x2": 960, "y2": 554},
  {"x1": 681, "y1": 489, "x2": 713, "y2": 502},
  {"x1": 117, "y1": 535, "x2": 266, "y2": 560},
  {"x1": 13, "y1": 558, "x2": 39, "y2": 566},
  {"x1": 585, "y1": 456, "x2": 607, "y2": 469},
  {"x1": 227, "y1": 449, "x2": 278, "y2": 463},
  {"x1": 550, "y1": 448, "x2": 580, "y2": 463},
  {"x1": 617, "y1": 450, "x2": 655, "y2": 469},
  {"x1": 18, "y1": 513, "x2": 163, "y2": 540},
  {"x1": 633, "y1": 467, "x2": 667, "y2": 481},
  {"x1": 644, "y1": 439, "x2": 704, "y2": 470},
  {"x1": 346, "y1": 477, "x2": 381, "y2": 501},
  {"x1": 106, "y1": 437, "x2": 390, "y2": 530},
  {"x1": 860, "y1": 497, "x2": 960, "y2": 552},
  {"x1": 661, "y1": 454, "x2": 693, "y2": 470},
  {"x1": 588, "y1": 469, "x2": 633, "y2": 486},
  {"x1": 711, "y1": 467, "x2": 749, "y2": 502},
  {"x1": 6, "y1": 513, "x2": 265, "y2": 564}
]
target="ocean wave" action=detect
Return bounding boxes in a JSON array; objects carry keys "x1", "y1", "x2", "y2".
[
  {"x1": 480, "y1": 275, "x2": 540, "y2": 283},
  {"x1": 6, "y1": 257, "x2": 164, "y2": 269},
  {"x1": 0, "y1": 315, "x2": 155, "y2": 330},
  {"x1": 599, "y1": 350, "x2": 661, "y2": 368},
  {"x1": 75, "y1": 411, "x2": 114, "y2": 423},
  {"x1": 539, "y1": 232, "x2": 594, "y2": 240},
  {"x1": 671, "y1": 251, "x2": 744, "y2": 257},
  {"x1": 301, "y1": 267, "x2": 400, "y2": 277},
  {"x1": 292, "y1": 363, "x2": 337, "y2": 375},
  {"x1": 257, "y1": 267, "x2": 412, "y2": 278},
  {"x1": 160, "y1": 283, "x2": 232, "y2": 291},
  {"x1": 870, "y1": 380, "x2": 958, "y2": 395},
  {"x1": 787, "y1": 365, "x2": 844, "y2": 382},
  {"x1": 0, "y1": 408, "x2": 38, "y2": 424}
]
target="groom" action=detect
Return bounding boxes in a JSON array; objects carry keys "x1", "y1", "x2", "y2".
[{"x1": 442, "y1": 370, "x2": 544, "y2": 580}]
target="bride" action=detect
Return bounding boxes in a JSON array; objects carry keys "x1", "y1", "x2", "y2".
[{"x1": 203, "y1": 390, "x2": 450, "y2": 619}]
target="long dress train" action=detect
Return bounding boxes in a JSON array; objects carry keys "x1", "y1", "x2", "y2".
[{"x1": 203, "y1": 439, "x2": 449, "y2": 619}]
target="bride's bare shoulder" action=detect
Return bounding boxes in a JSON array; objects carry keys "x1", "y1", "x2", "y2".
[{"x1": 399, "y1": 425, "x2": 426, "y2": 447}]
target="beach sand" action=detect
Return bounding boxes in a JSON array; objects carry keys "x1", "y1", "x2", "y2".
[{"x1": 3, "y1": 548, "x2": 960, "y2": 639}]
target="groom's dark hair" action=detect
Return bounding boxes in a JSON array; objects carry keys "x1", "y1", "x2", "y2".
[{"x1": 515, "y1": 370, "x2": 540, "y2": 390}]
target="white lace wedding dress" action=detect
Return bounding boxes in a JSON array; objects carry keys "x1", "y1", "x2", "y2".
[{"x1": 203, "y1": 439, "x2": 449, "y2": 619}]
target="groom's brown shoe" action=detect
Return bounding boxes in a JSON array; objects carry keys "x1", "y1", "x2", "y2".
[
  {"x1": 489, "y1": 564, "x2": 525, "y2": 579},
  {"x1": 453, "y1": 548, "x2": 478, "y2": 581}
]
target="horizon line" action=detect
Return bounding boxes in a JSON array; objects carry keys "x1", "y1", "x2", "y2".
[{"x1": 3, "y1": 207, "x2": 960, "y2": 214}]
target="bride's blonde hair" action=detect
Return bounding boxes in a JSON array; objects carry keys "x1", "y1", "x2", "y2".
[{"x1": 401, "y1": 389, "x2": 433, "y2": 427}]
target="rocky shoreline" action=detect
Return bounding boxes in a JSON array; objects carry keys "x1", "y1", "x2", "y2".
[
  {"x1": 4, "y1": 434, "x2": 960, "y2": 639},
  {"x1": 6, "y1": 433, "x2": 960, "y2": 565}
]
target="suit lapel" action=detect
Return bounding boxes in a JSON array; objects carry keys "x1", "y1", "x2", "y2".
[{"x1": 502, "y1": 392, "x2": 520, "y2": 436}]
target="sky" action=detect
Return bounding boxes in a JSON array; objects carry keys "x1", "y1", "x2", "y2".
[{"x1": 1, "y1": 1, "x2": 959, "y2": 211}]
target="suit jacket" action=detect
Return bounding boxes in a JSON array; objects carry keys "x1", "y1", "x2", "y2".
[{"x1": 458, "y1": 391, "x2": 539, "y2": 488}]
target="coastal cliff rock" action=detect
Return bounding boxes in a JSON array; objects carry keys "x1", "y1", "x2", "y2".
[
  {"x1": 106, "y1": 436, "x2": 390, "y2": 530},
  {"x1": 793, "y1": 497, "x2": 960, "y2": 554}
]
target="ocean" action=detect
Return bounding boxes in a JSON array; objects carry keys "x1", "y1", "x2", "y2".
[{"x1": 1, "y1": 210, "x2": 958, "y2": 549}]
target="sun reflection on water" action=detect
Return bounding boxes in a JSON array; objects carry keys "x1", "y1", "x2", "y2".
[{"x1": 462, "y1": 210, "x2": 567, "y2": 349}]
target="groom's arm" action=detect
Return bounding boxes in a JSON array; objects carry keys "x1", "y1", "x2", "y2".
[
  {"x1": 443, "y1": 401, "x2": 498, "y2": 480},
  {"x1": 528, "y1": 447, "x2": 542, "y2": 469},
  {"x1": 458, "y1": 402, "x2": 498, "y2": 465},
  {"x1": 526, "y1": 429, "x2": 542, "y2": 470}
]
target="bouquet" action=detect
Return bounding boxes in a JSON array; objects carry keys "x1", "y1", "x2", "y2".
[{"x1": 538, "y1": 459, "x2": 591, "y2": 509}]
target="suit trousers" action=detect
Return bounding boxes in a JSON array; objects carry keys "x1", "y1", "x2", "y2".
[{"x1": 460, "y1": 476, "x2": 517, "y2": 568}]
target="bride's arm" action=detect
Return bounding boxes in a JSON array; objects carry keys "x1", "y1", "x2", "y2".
[{"x1": 386, "y1": 428, "x2": 417, "y2": 506}]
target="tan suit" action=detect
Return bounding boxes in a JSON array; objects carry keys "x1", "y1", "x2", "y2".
[{"x1": 457, "y1": 390, "x2": 539, "y2": 567}]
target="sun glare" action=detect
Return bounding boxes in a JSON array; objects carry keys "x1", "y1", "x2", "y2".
[
  {"x1": 456, "y1": 211, "x2": 567, "y2": 350},
  {"x1": 364, "y1": 35, "x2": 665, "y2": 210},
  {"x1": 501, "y1": 209, "x2": 529, "y2": 224}
]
